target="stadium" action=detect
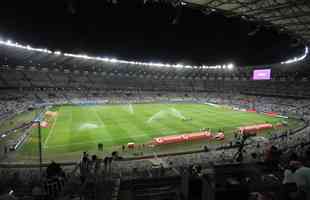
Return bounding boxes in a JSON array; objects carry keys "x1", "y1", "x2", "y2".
[{"x1": 0, "y1": 1, "x2": 310, "y2": 200}]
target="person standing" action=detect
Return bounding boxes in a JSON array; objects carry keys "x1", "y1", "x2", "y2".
[
  {"x1": 4, "y1": 146, "x2": 8, "y2": 158},
  {"x1": 290, "y1": 161, "x2": 310, "y2": 200},
  {"x1": 80, "y1": 153, "x2": 90, "y2": 183}
]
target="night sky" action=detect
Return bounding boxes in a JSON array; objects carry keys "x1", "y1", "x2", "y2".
[{"x1": 0, "y1": 0, "x2": 305, "y2": 66}]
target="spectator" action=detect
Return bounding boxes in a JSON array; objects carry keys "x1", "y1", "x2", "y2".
[
  {"x1": 103, "y1": 157, "x2": 108, "y2": 172},
  {"x1": 90, "y1": 154, "x2": 101, "y2": 174},
  {"x1": 46, "y1": 161, "x2": 64, "y2": 179},
  {"x1": 289, "y1": 160, "x2": 310, "y2": 200},
  {"x1": 82, "y1": 151, "x2": 89, "y2": 161},
  {"x1": 80, "y1": 156, "x2": 90, "y2": 183}
]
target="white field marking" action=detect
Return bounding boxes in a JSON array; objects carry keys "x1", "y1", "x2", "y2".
[
  {"x1": 147, "y1": 110, "x2": 167, "y2": 123},
  {"x1": 147, "y1": 108, "x2": 187, "y2": 123},
  {"x1": 128, "y1": 104, "x2": 134, "y2": 114},
  {"x1": 92, "y1": 108, "x2": 105, "y2": 127},
  {"x1": 44, "y1": 134, "x2": 148, "y2": 149},
  {"x1": 43, "y1": 113, "x2": 59, "y2": 148},
  {"x1": 170, "y1": 108, "x2": 186, "y2": 120},
  {"x1": 78, "y1": 123, "x2": 99, "y2": 130},
  {"x1": 70, "y1": 106, "x2": 73, "y2": 124},
  {"x1": 205, "y1": 102, "x2": 220, "y2": 107}
]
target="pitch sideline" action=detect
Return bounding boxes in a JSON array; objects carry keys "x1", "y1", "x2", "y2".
[{"x1": 44, "y1": 133, "x2": 149, "y2": 149}]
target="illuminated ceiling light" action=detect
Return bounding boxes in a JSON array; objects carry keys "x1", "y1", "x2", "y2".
[
  {"x1": 227, "y1": 63, "x2": 234, "y2": 70},
  {"x1": 109, "y1": 58, "x2": 118, "y2": 63},
  {"x1": 281, "y1": 46, "x2": 308, "y2": 64},
  {"x1": 0, "y1": 37, "x2": 237, "y2": 70}
]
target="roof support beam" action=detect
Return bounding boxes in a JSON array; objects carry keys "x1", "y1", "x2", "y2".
[
  {"x1": 228, "y1": 0, "x2": 309, "y2": 17},
  {"x1": 231, "y1": 1, "x2": 295, "y2": 14},
  {"x1": 229, "y1": 0, "x2": 266, "y2": 12},
  {"x1": 290, "y1": 27, "x2": 310, "y2": 32},
  {"x1": 201, "y1": 0, "x2": 222, "y2": 7},
  {"x1": 278, "y1": 21, "x2": 310, "y2": 27},
  {"x1": 262, "y1": 11, "x2": 310, "y2": 22}
]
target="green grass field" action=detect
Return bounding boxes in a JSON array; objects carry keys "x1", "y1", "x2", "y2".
[{"x1": 17, "y1": 103, "x2": 298, "y2": 161}]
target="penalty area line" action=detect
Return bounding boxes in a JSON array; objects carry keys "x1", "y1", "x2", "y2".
[{"x1": 43, "y1": 114, "x2": 59, "y2": 149}]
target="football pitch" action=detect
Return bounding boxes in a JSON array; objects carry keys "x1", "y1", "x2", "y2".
[{"x1": 18, "y1": 103, "x2": 295, "y2": 161}]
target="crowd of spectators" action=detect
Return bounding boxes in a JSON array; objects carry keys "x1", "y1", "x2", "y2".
[
  {"x1": 0, "y1": 89, "x2": 310, "y2": 199},
  {"x1": 0, "y1": 89, "x2": 309, "y2": 115}
]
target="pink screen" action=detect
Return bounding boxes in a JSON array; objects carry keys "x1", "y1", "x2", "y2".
[{"x1": 253, "y1": 69, "x2": 271, "y2": 80}]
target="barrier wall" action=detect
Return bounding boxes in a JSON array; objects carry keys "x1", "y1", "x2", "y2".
[
  {"x1": 239, "y1": 123, "x2": 273, "y2": 135},
  {"x1": 246, "y1": 109, "x2": 257, "y2": 113},
  {"x1": 264, "y1": 112, "x2": 278, "y2": 117},
  {"x1": 31, "y1": 121, "x2": 49, "y2": 128},
  {"x1": 153, "y1": 132, "x2": 212, "y2": 145}
]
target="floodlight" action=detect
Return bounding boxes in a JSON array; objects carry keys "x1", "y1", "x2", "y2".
[
  {"x1": 227, "y1": 63, "x2": 234, "y2": 70},
  {"x1": 281, "y1": 46, "x2": 308, "y2": 64},
  {"x1": 109, "y1": 58, "x2": 118, "y2": 63}
]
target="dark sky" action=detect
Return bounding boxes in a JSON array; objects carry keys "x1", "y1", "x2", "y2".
[{"x1": 0, "y1": 0, "x2": 305, "y2": 66}]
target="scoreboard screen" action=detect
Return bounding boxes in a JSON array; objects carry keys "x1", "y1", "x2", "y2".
[{"x1": 252, "y1": 69, "x2": 271, "y2": 80}]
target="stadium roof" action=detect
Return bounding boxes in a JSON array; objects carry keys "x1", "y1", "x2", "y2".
[
  {"x1": 0, "y1": 0, "x2": 309, "y2": 71},
  {"x1": 181, "y1": 0, "x2": 310, "y2": 45},
  {"x1": 0, "y1": 37, "x2": 308, "y2": 74}
]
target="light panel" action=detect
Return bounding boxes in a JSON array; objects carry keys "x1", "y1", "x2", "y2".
[
  {"x1": 0, "y1": 38, "x2": 236, "y2": 70},
  {"x1": 281, "y1": 46, "x2": 308, "y2": 64}
]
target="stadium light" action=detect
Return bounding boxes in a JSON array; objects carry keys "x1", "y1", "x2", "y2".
[
  {"x1": 109, "y1": 58, "x2": 118, "y2": 63},
  {"x1": 0, "y1": 37, "x2": 236, "y2": 70},
  {"x1": 281, "y1": 46, "x2": 308, "y2": 64},
  {"x1": 227, "y1": 63, "x2": 234, "y2": 70},
  {"x1": 0, "y1": 39, "x2": 53, "y2": 54}
]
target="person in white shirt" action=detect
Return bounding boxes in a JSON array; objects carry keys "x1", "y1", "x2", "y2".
[{"x1": 290, "y1": 160, "x2": 310, "y2": 200}]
